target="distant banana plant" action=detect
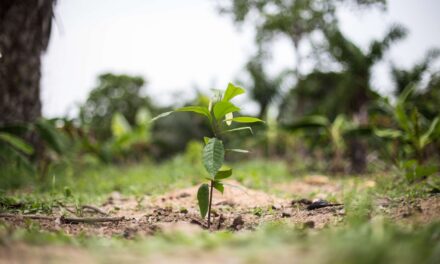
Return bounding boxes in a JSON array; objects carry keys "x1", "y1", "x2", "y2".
[
  {"x1": 0, "y1": 130, "x2": 35, "y2": 173},
  {"x1": 111, "y1": 107, "x2": 152, "y2": 150},
  {"x1": 374, "y1": 86, "x2": 440, "y2": 180},
  {"x1": 152, "y1": 83, "x2": 263, "y2": 228},
  {"x1": 285, "y1": 115, "x2": 370, "y2": 173},
  {"x1": 0, "y1": 119, "x2": 70, "y2": 176},
  {"x1": 81, "y1": 107, "x2": 152, "y2": 163}
]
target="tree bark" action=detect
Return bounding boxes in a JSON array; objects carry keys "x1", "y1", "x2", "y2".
[
  {"x1": 348, "y1": 138, "x2": 367, "y2": 174},
  {"x1": 0, "y1": 0, "x2": 55, "y2": 128},
  {"x1": 349, "y1": 105, "x2": 369, "y2": 174},
  {"x1": 258, "y1": 102, "x2": 268, "y2": 121}
]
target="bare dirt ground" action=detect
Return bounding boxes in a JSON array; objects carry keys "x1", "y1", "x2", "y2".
[
  {"x1": 1, "y1": 177, "x2": 439, "y2": 263},
  {"x1": 0, "y1": 179, "x2": 346, "y2": 238},
  {"x1": 376, "y1": 195, "x2": 440, "y2": 225},
  {"x1": 1, "y1": 178, "x2": 439, "y2": 237}
]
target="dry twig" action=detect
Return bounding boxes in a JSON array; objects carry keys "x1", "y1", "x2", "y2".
[
  {"x1": 0, "y1": 213, "x2": 124, "y2": 224},
  {"x1": 60, "y1": 215, "x2": 123, "y2": 224},
  {"x1": 81, "y1": 205, "x2": 108, "y2": 216}
]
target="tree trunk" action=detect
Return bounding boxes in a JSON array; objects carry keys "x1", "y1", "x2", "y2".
[
  {"x1": 330, "y1": 147, "x2": 345, "y2": 173},
  {"x1": 348, "y1": 138, "x2": 367, "y2": 174},
  {"x1": 258, "y1": 102, "x2": 268, "y2": 121},
  {"x1": 292, "y1": 38, "x2": 301, "y2": 80},
  {"x1": 349, "y1": 105, "x2": 369, "y2": 174},
  {"x1": 0, "y1": 0, "x2": 55, "y2": 128}
]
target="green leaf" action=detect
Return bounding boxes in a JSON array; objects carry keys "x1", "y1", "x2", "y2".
[
  {"x1": 414, "y1": 165, "x2": 437, "y2": 179},
  {"x1": 225, "y1": 112, "x2": 233, "y2": 126},
  {"x1": 197, "y1": 184, "x2": 210, "y2": 218},
  {"x1": 226, "y1": 149, "x2": 249, "y2": 153},
  {"x1": 0, "y1": 132, "x2": 34, "y2": 155},
  {"x1": 215, "y1": 167, "x2": 232, "y2": 180},
  {"x1": 150, "y1": 106, "x2": 211, "y2": 127},
  {"x1": 284, "y1": 115, "x2": 330, "y2": 131},
  {"x1": 397, "y1": 84, "x2": 415, "y2": 105},
  {"x1": 213, "y1": 181, "x2": 224, "y2": 194},
  {"x1": 222, "y1": 83, "x2": 245, "y2": 102},
  {"x1": 227, "y1": 117, "x2": 264, "y2": 123},
  {"x1": 401, "y1": 159, "x2": 418, "y2": 168},
  {"x1": 135, "y1": 107, "x2": 151, "y2": 126},
  {"x1": 420, "y1": 117, "x2": 439, "y2": 148},
  {"x1": 221, "y1": 126, "x2": 253, "y2": 135},
  {"x1": 343, "y1": 126, "x2": 373, "y2": 138},
  {"x1": 394, "y1": 85, "x2": 415, "y2": 133},
  {"x1": 150, "y1": 111, "x2": 173, "y2": 122},
  {"x1": 111, "y1": 112, "x2": 132, "y2": 138},
  {"x1": 176, "y1": 106, "x2": 211, "y2": 120},
  {"x1": 35, "y1": 119, "x2": 65, "y2": 154},
  {"x1": 213, "y1": 101, "x2": 240, "y2": 121},
  {"x1": 374, "y1": 129, "x2": 403, "y2": 139},
  {"x1": 395, "y1": 103, "x2": 411, "y2": 133},
  {"x1": 1, "y1": 144, "x2": 35, "y2": 173},
  {"x1": 203, "y1": 137, "x2": 211, "y2": 145},
  {"x1": 203, "y1": 138, "x2": 224, "y2": 177},
  {"x1": 64, "y1": 186, "x2": 72, "y2": 198},
  {"x1": 404, "y1": 162, "x2": 438, "y2": 181}
]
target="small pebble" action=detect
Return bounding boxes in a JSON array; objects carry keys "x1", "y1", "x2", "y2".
[
  {"x1": 303, "y1": 221, "x2": 315, "y2": 229},
  {"x1": 281, "y1": 211, "x2": 291, "y2": 218}
]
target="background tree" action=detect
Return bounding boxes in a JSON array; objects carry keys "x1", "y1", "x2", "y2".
[
  {"x1": 219, "y1": 0, "x2": 386, "y2": 77},
  {"x1": 391, "y1": 48, "x2": 439, "y2": 96},
  {"x1": 390, "y1": 49, "x2": 440, "y2": 120},
  {"x1": 279, "y1": 25, "x2": 406, "y2": 172},
  {"x1": 243, "y1": 51, "x2": 287, "y2": 120},
  {"x1": 79, "y1": 73, "x2": 155, "y2": 140},
  {"x1": 278, "y1": 71, "x2": 343, "y2": 124},
  {"x1": 220, "y1": 0, "x2": 333, "y2": 78},
  {"x1": 0, "y1": 0, "x2": 56, "y2": 144},
  {"x1": 373, "y1": 86, "x2": 440, "y2": 181},
  {"x1": 323, "y1": 25, "x2": 407, "y2": 117},
  {"x1": 285, "y1": 114, "x2": 371, "y2": 173},
  {"x1": 220, "y1": 0, "x2": 390, "y2": 173},
  {"x1": 328, "y1": 25, "x2": 406, "y2": 173},
  {"x1": 414, "y1": 74, "x2": 440, "y2": 120}
]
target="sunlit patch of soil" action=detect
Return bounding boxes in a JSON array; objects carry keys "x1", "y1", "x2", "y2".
[
  {"x1": 1, "y1": 178, "x2": 438, "y2": 240},
  {"x1": 376, "y1": 195, "x2": 440, "y2": 224},
  {"x1": 0, "y1": 180, "x2": 346, "y2": 239}
]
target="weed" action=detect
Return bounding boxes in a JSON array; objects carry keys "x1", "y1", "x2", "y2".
[{"x1": 252, "y1": 207, "x2": 264, "y2": 217}]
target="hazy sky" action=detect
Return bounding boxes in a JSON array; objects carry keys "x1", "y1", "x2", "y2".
[{"x1": 41, "y1": 0, "x2": 440, "y2": 117}]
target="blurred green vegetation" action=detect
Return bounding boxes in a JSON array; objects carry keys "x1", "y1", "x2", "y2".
[
  {"x1": 79, "y1": 73, "x2": 153, "y2": 140},
  {"x1": 2, "y1": 0, "x2": 439, "y2": 184}
]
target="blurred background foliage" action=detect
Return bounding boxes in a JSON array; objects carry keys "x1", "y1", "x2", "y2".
[
  {"x1": 1, "y1": 0, "x2": 439, "y2": 191},
  {"x1": 79, "y1": 73, "x2": 154, "y2": 140}
]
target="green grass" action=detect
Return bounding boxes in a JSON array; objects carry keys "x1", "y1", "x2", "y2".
[
  {"x1": 1, "y1": 155, "x2": 295, "y2": 203},
  {"x1": 231, "y1": 159, "x2": 292, "y2": 190}
]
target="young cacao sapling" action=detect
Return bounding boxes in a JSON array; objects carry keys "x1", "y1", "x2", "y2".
[{"x1": 152, "y1": 83, "x2": 263, "y2": 228}]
